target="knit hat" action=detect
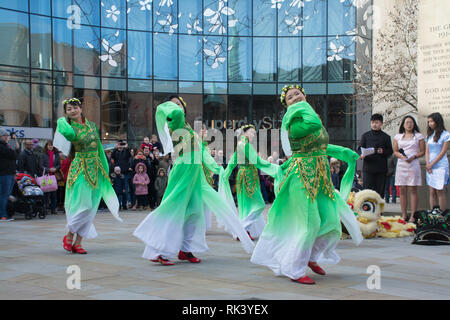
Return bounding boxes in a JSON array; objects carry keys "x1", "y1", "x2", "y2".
[{"x1": 0, "y1": 128, "x2": 8, "y2": 137}]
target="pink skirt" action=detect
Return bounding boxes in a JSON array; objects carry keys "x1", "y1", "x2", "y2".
[{"x1": 395, "y1": 159, "x2": 422, "y2": 186}]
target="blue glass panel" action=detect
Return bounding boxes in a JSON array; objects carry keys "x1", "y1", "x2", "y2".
[
  {"x1": 52, "y1": 0, "x2": 73, "y2": 18},
  {"x1": 228, "y1": 0, "x2": 251, "y2": 36},
  {"x1": 303, "y1": 36, "x2": 326, "y2": 82},
  {"x1": 328, "y1": 0, "x2": 356, "y2": 35},
  {"x1": 253, "y1": 0, "x2": 276, "y2": 36},
  {"x1": 204, "y1": 36, "x2": 227, "y2": 81},
  {"x1": 30, "y1": 0, "x2": 51, "y2": 15},
  {"x1": 127, "y1": 0, "x2": 152, "y2": 31},
  {"x1": 179, "y1": 35, "x2": 202, "y2": 81},
  {"x1": 0, "y1": 81, "x2": 30, "y2": 126},
  {"x1": 153, "y1": 32, "x2": 177, "y2": 80},
  {"x1": 30, "y1": 15, "x2": 52, "y2": 69},
  {"x1": 128, "y1": 30, "x2": 152, "y2": 79},
  {"x1": 278, "y1": 37, "x2": 301, "y2": 82},
  {"x1": 101, "y1": 0, "x2": 126, "y2": 29},
  {"x1": 253, "y1": 37, "x2": 276, "y2": 82},
  {"x1": 179, "y1": 0, "x2": 202, "y2": 34},
  {"x1": 153, "y1": 0, "x2": 178, "y2": 33},
  {"x1": 74, "y1": 24, "x2": 101, "y2": 75},
  {"x1": 228, "y1": 37, "x2": 251, "y2": 82},
  {"x1": 53, "y1": 18, "x2": 73, "y2": 71},
  {"x1": 327, "y1": 36, "x2": 355, "y2": 81},
  {"x1": 179, "y1": 82, "x2": 202, "y2": 94},
  {"x1": 76, "y1": 0, "x2": 100, "y2": 26},
  {"x1": 303, "y1": 0, "x2": 326, "y2": 36},
  {"x1": 203, "y1": 0, "x2": 229, "y2": 35},
  {"x1": 101, "y1": 28, "x2": 126, "y2": 77},
  {"x1": 0, "y1": 9, "x2": 29, "y2": 67},
  {"x1": 0, "y1": 1, "x2": 28, "y2": 11},
  {"x1": 278, "y1": 1, "x2": 304, "y2": 37}
]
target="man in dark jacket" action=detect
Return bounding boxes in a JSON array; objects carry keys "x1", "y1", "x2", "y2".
[
  {"x1": 358, "y1": 114, "x2": 393, "y2": 198},
  {"x1": 111, "y1": 140, "x2": 132, "y2": 206},
  {"x1": 0, "y1": 128, "x2": 18, "y2": 221},
  {"x1": 17, "y1": 139, "x2": 42, "y2": 178}
]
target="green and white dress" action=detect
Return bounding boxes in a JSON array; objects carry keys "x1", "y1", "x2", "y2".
[
  {"x1": 250, "y1": 101, "x2": 362, "y2": 280},
  {"x1": 53, "y1": 117, "x2": 122, "y2": 239},
  {"x1": 223, "y1": 135, "x2": 280, "y2": 238},
  {"x1": 133, "y1": 102, "x2": 254, "y2": 260}
]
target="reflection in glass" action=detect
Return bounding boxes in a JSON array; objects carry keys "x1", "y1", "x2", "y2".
[
  {"x1": 31, "y1": 84, "x2": 52, "y2": 127},
  {"x1": 0, "y1": 9, "x2": 29, "y2": 67},
  {"x1": 228, "y1": 37, "x2": 251, "y2": 82},
  {"x1": 303, "y1": 37, "x2": 326, "y2": 82},
  {"x1": 327, "y1": 95, "x2": 353, "y2": 145},
  {"x1": 179, "y1": 0, "x2": 202, "y2": 34},
  {"x1": 154, "y1": 33, "x2": 177, "y2": 80},
  {"x1": 101, "y1": 0, "x2": 126, "y2": 29},
  {"x1": 303, "y1": 0, "x2": 326, "y2": 36},
  {"x1": 101, "y1": 90, "x2": 127, "y2": 141},
  {"x1": 74, "y1": 25, "x2": 101, "y2": 76},
  {"x1": 77, "y1": 0, "x2": 100, "y2": 26},
  {"x1": 328, "y1": 0, "x2": 356, "y2": 35},
  {"x1": 228, "y1": 95, "x2": 250, "y2": 128},
  {"x1": 0, "y1": 2, "x2": 28, "y2": 11},
  {"x1": 228, "y1": 0, "x2": 251, "y2": 36},
  {"x1": 30, "y1": 0, "x2": 51, "y2": 16},
  {"x1": 153, "y1": 0, "x2": 178, "y2": 33},
  {"x1": 327, "y1": 36, "x2": 355, "y2": 81},
  {"x1": 101, "y1": 28, "x2": 126, "y2": 78},
  {"x1": 0, "y1": 81, "x2": 29, "y2": 126},
  {"x1": 52, "y1": 86, "x2": 73, "y2": 127},
  {"x1": 30, "y1": 15, "x2": 52, "y2": 70},
  {"x1": 253, "y1": 0, "x2": 275, "y2": 36},
  {"x1": 180, "y1": 94, "x2": 203, "y2": 127},
  {"x1": 253, "y1": 38, "x2": 276, "y2": 82},
  {"x1": 278, "y1": 37, "x2": 301, "y2": 82},
  {"x1": 53, "y1": 18, "x2": 73, "y2": 72},
  {"x1": 127, "y1": 0, "x2": 152, "y2": 31},
  {"x1": 204, "y1": 94, "x2": 227, "y2": 131},
  {"x1": 179, "y1": 35, "x2": 202, "y2": 81},
  {"x1": 204, "y1": 36, "x2": 227, "y2": 82},
  {"x1": 128, "y1": 31, "x2": 152, "y2": 79},
  {"x1": 52, "y1": 0, "x2": 72, "y2": 19},
  {"x1": 128, "y1": 92, "x2": 153, "y2": 143},
  {"x1": 73, "y1": 88, "x2": 101, "y2": 128}
]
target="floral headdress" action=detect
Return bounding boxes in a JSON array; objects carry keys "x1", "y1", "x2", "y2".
[
  {"x1": 241, "y1": 124, "x2": 255, "y2": 132},
  {"x1": 178, "y1": 96, "x2": 187, "y2": 108},
  {"x1": 280, "y1": 84, "x2": 306, "y2": 107},
  {"x1": 62, "y1": 98, "x2": 81, "y2": 106}
]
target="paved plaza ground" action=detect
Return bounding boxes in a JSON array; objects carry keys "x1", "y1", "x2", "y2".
[{"x1": 0, "y1": 203, "x2": 449, "y2": 300}]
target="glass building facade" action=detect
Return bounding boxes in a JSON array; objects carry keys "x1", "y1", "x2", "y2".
[{"x1": 0, "y1": 0, "x2": 372, "y2": 151}]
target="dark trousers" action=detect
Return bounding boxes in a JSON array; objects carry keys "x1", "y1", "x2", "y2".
[
  {"x1": 136, "y1": 195, "x2": 148, "y2": 207},
  {"x1": 363, "y1": 171, "x2": 387, "y2": 198},
  {"x1": 44, "y1": 191, "x2": 57, "y2": 212},
  {"x1": 384, "y1": 175, "x2": 396, "y2": 203},
  {"x1": 0, "y1": 175, "x2": 15, "y2": 218}
]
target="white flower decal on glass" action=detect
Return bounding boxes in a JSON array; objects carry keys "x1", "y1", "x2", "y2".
[
  {"x1": 159, "y1": 0, "x2": 173, "y2": 7},
  {"x1": 158, "y1": 14, "x2": 178, "y2": 34},
  {"x1": 204, "y1": 44, "x2": 226, "y2": 69},
  {"x1": 204, "y1": 0, "x2": 236, "y2": 35},
  {"x1": 327, "y1": 42, "x2": 344, "y2": 61},
  {"x1": 106, "y1": 5, "x2": 120, "y2": 23},
  {"x1": 139, "y1": 0, "x2": 152, "y2": 11},
  {"x1": 99, "y1": 39, "x2": 123, "y2": 67},
  {"x1": 271, "y1": 0, "x2": 284, "y2": 9}
]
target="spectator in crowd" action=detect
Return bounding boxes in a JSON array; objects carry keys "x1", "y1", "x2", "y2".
[
  {"x1": 425, "y1": 112, "x2": 449, "y2": 213},
  {"x1": 111, "y1": 166, "x2": 127, "y2": 211},
  {"x1": 330, "y1": 157, "x2": 341, "y2": 190},
  {"x1": 111, "y1": 140, "x2": 132, "y2": 207},
  {"x1": 56, "y1": 152, "x2": 67, "y2": 211},
  {"x1": 129, "y1": 149, "x2": 149, "y2": 210},
  {"x1": 0, "y1": 128, "x2": 18, "y2": 221},
  {"x1": 158, "y1": 154, "x2": 170, "y2": 174},
  {"x1": 148, "y1": 148, "x2": 160, "y2": 208},
  {"x1": 154, "y1": 167, "x2": 168, "y2": 207},
  {"x1": 40, "y1": 141, "x2": 61, "y2": 214},
  {"x1": 150, "y1": 134, "x2": 163, "y2": 154},
  {"x1": 393, "y1": 115, "x2": 425, "y2": 222},
  {"x1": 105, "y1": 149, "x2": 114, "y2": 174},
  {"x1": 17, "y1": 139, "x2": 42, "y2": 178},
  {"x1": 385, "y1": 154, "x2": 398, "y2": 204},
  {"x1": 140, "y1": 136, "x2": 153, "y2": 153},
  {"x1": 32, "y1": 138, "x2": 44, "y2": 157},
  {"x1": 133, "y1": 162, "x2": 150, "y2": 210},
  {"x1": 358, "y1": 113, "x2": 393, "y2": 198}
]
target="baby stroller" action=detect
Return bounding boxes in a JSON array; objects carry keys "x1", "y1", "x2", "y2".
[{"x1": 7, "y1": 173, "x2": 46, "y2": 220}]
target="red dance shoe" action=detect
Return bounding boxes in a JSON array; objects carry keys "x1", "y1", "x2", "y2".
[
  {"x1": 71, "y1": 244, "x2": 87, "y2": 254},
  {"x1": 291, "y1": 276, "x2": 316, "y2": 285},
  {"x1": 308, "y1": 261, "x2": 326, "y2": 275},
  {"x1": 178, "y1": 251, "x2": 201, "y2": 263},
  {"x1": 151, "y1": 256, "x2": 174, "y2": 266},
  {"x1": 247, "y1": 231, "x2": 254, "y2": 241},
  {"x1": 63, "y1": 235, "x2": 73, "y2": 252}
]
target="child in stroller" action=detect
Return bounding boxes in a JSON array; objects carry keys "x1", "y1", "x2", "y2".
[{"x1": 7, "y1": 173, "x2": 46, "y2": 220}]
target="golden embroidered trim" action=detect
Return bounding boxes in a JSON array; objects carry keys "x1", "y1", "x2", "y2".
[{"x1": 237, "y1": 165, "x2": 259, "y2": 198}]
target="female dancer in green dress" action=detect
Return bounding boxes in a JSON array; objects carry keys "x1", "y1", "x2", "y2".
[
  {"x1": 250, "y1": 85, "x2": 363, "y2": 285},
  {"x1": 133, "y1": 96, "x2": 254, "y2": 265},
  {"x1": 222, "y1": 124, "x2": 279, "y2": 240},
  {"x1": 53, "y1": 98, "x2": 122, "y2": 254}
]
